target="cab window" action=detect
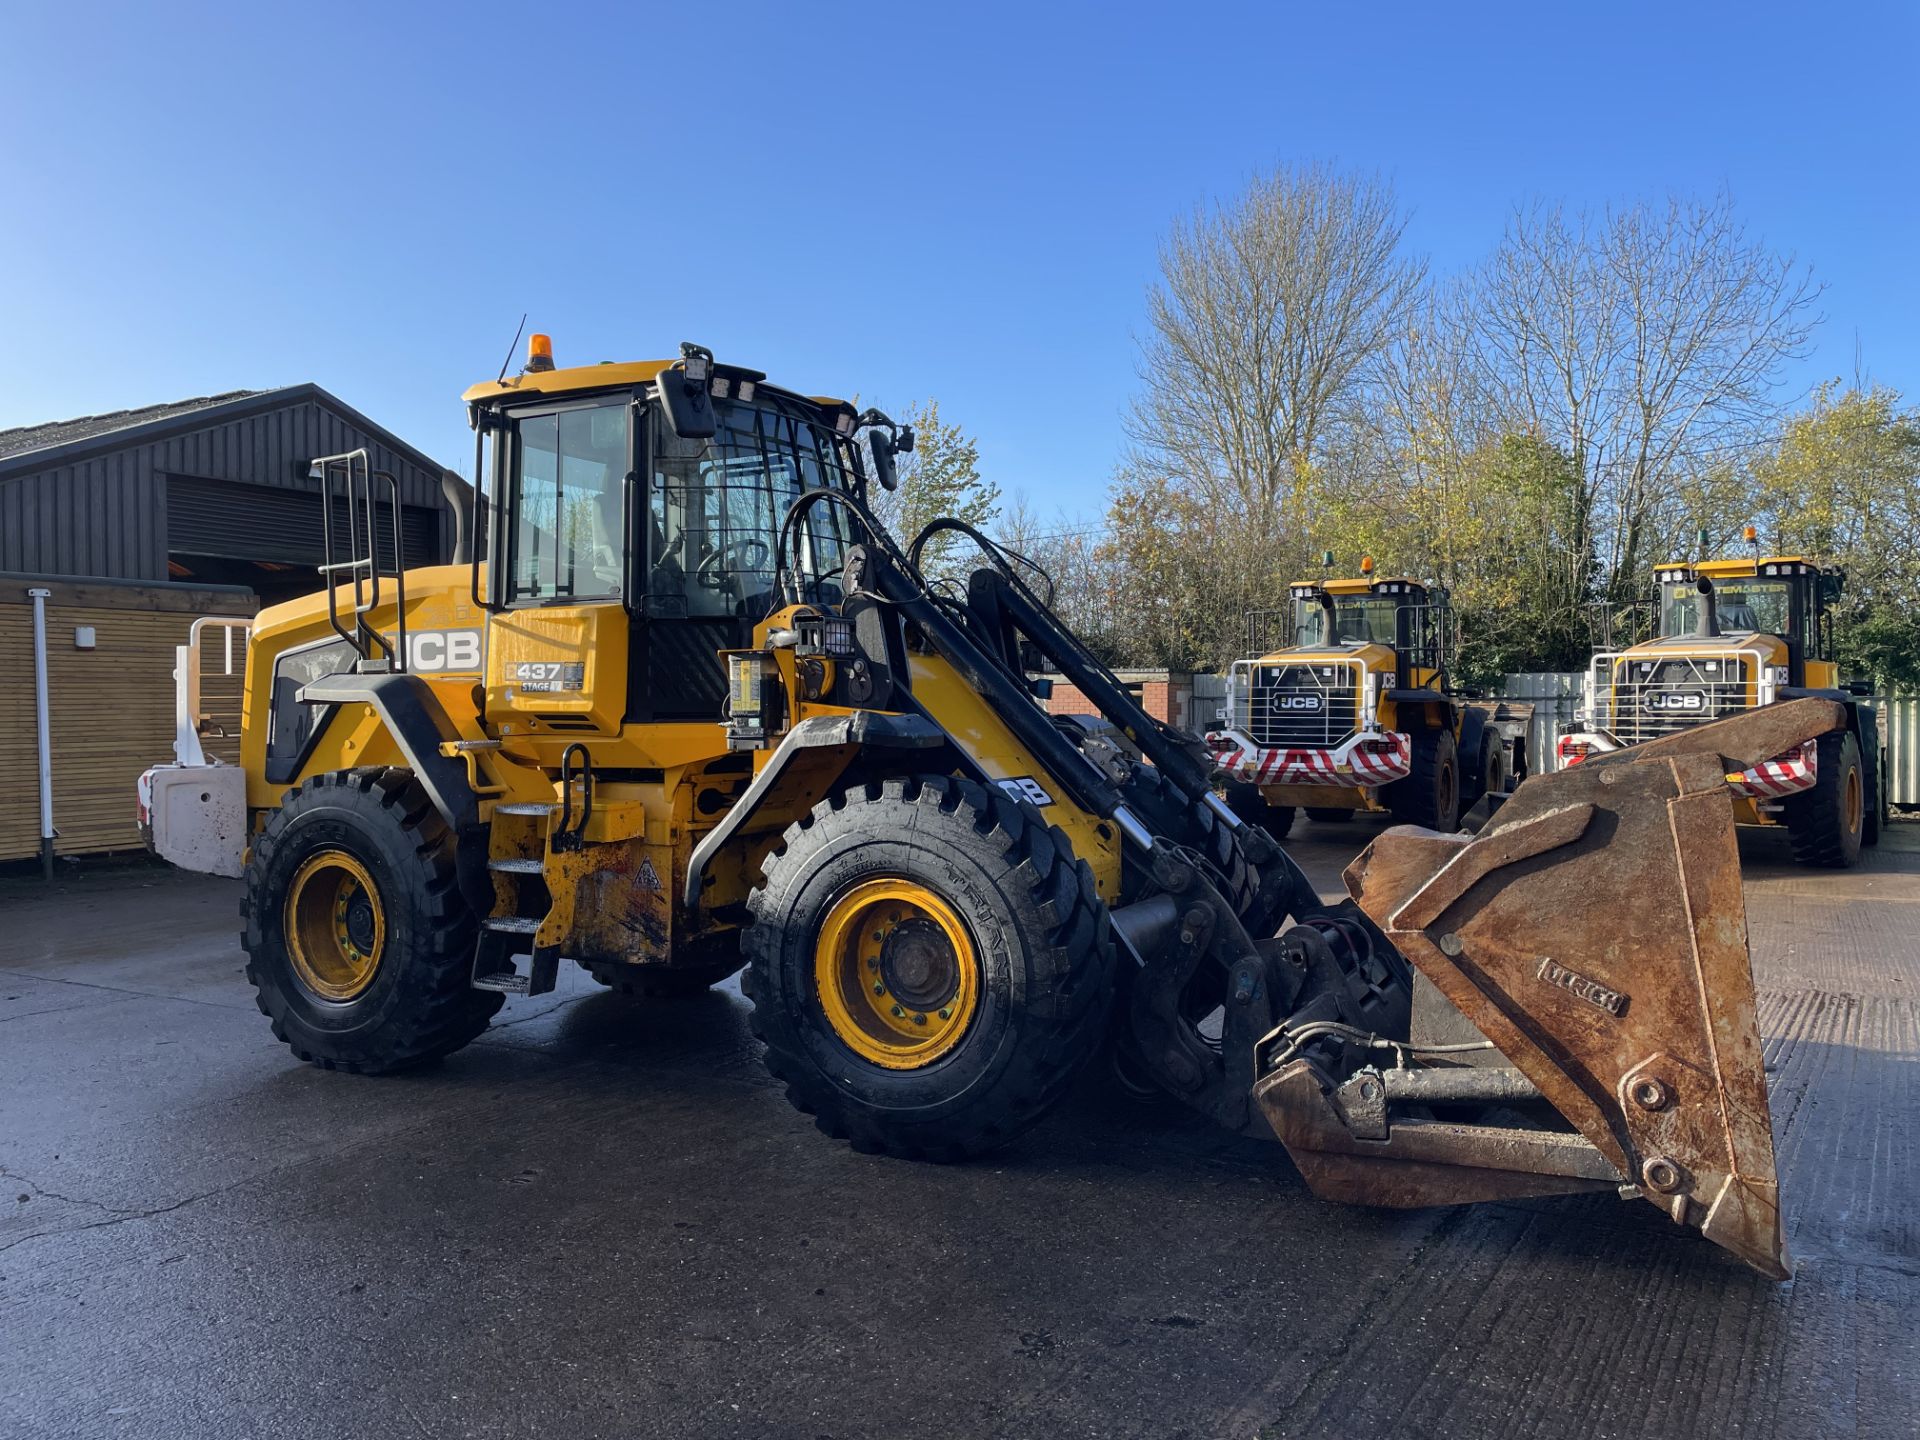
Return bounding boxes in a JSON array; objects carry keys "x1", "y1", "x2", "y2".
[
  {"x1": 1293, "y1": 595, "x2": 1402, "y2": 646},
  {"x1": 1662, "y1": 578, "x2": 1796, "y2": 637},
  {"x1": 509, "y1": 400, "x2": 629, "y2": 603},
  {"x1": 648, "y1": 398, "x2": 853, "y2": 619}
]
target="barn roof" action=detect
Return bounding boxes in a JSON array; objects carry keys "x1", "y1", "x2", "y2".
[
  {"x1": 0, "y1": 391, "x2": 268, "y2": 461},
  {"x1": 0, "y1": 383, "x2": 444, "y2": 480}
]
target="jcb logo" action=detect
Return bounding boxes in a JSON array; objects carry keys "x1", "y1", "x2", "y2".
[
  {"x1": 1276, "y1": 694, "x2": 1323, "y2": 712},
  {"x1": 1646, "y1": 691, "x2": 1705, "y2": 712},
  {"x1": 406, "y1": 630, "x2": 482, "y2": 673},
  {"x1": 995, "y1": 776, "x2": 1055, "y2": 808}
]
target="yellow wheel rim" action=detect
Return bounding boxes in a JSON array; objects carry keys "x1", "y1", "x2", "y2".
[
  {"x1": 813, "y1": 877, "x2": 980, "y2": 1070},
  {"x1": 1846, "y1": 765, "x2": 1863, "y2": 833},
  {"x1": 284, "y1": 850, "x2": 386, "y2": 1002}
]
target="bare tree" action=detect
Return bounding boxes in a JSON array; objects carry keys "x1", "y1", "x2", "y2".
[
  {"x1": 1465, "y1": 195, "x2": 1822, "y2": 601},
  {"x1": 1124, "y1": 164, "x2": 1427, "y2": 519}
]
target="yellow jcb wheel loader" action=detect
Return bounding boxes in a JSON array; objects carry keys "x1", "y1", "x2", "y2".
[
  {"x1": 1560, "y1": 530, "x2": 1888, "y2": 868},
  {"x1": 139, "y1": 336, "x2": 1815, "y2": 1277},
  {"x1": 1207, "y1": 558, "x2": 1531, "y2": 838}
]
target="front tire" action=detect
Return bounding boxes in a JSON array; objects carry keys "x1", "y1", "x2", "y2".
[
  {"x1": 1786, "y1": 730, "x2": 1865, "y2": 869},
  {"x1": 744, "y1": 775, "x2": 1113, "y2": 1160},
  {"x1": 241, "y1": 769, "x2": 502, "y2": 1072},
  {"x1": 1388, "y1": 725, "x2": 1460, "y2": 832},
  {"x1": 1225, "y1": 778, "x2": 1295, "y2": 840}
]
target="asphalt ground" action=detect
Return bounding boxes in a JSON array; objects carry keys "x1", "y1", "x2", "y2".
[{"x1": 2, "y1": 817, "x2": 1915, "y2": 1439}]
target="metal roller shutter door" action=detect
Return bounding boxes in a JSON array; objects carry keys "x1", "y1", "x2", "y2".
[{"x1": 167, "y1": 475, "x2": 438, "y2": 569}]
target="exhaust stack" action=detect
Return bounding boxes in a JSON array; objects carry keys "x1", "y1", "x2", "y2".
[{"x1": 1694, "y1": 575, "x2": 1721, "y2": 638}]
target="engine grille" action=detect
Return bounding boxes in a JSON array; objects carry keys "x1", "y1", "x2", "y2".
[
  {"x1": 1596, "y1": 654, "x2": 1751, "y2": 744},
  {"x1": 1236, "y1": 662, "x2": 1360, "y2": 748}
]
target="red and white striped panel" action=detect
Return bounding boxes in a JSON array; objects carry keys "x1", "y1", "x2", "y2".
[
  {"x1": 1730, "y1": 740, "x2": 1817, "y2": 798},
  {"x1": 1257, "y1": 748, "x2": 1342, "y2": 784},
  {"x1": 1208, "y1": 732, "x2": 1411, "y2": 788},
  {"x1": 1348, "y1": 734, "x2": 1412, "y2": 783}
]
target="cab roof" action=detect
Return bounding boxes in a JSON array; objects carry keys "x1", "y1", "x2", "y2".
[
  {"x1": 1653, "y1": 555, "x2": 1824, "y2": 579},
  {"x1": 461, "y1": 357, "x2": 848, "y2": 412},
  {"x1": 1289, "y1": 577, "x2": 1426, "y2": 596}
]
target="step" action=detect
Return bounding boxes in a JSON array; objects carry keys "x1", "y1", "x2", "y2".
[
  {"x1": 471, "y1": 971, "x2": 532, "y2": 995},
  {"x1": 483, "y1": 916, "x2": 543, "y2": 935},
  {"x1": 487, "y1": 857, "x2": 545, "y2": 874},
  {"x1": 496, "y1": 803, "x2": 554, "y2": 816}
]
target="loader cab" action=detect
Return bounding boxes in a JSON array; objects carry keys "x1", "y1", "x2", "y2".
[
  {"x1": 467, "y1": 347, "x2": 864, "y2": 728},
  {"x1": 1651, "y1": 557, "x2": 1840, "y2": 688},
  {"x1": 1276, "y1": 575, "x2": 1446, "y2": 689},
  {"x1": 1288, "y1": 580, "x2": 1430, "y2": 651}
]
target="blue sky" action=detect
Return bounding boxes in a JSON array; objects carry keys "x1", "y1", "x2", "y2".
[{"x1": 2, "y1": 2, "x2": 1915, "y2": 519}]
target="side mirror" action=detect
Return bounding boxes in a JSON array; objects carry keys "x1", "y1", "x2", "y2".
[
  {"x1": 867, "y1": 429, "x2": 899, "y2": 491},
  {"x1": 657, "y1": 344, "x2": 716, "y2": 440}
]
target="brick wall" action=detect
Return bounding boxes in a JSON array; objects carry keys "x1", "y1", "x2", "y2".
[{"x1": 1044, "y1": 670, "x2": 1197, "y2": 729}]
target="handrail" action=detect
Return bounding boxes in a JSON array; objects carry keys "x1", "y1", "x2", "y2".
[
  {"x1": 173, "y1": 616, "x2": 254, "y2": 766},
  {"x1": 312, "y1": 448, "x2": 410, "y2": 671},
  {"x1": 470, "y1": 420, "x2": 505, "y2": 614}
]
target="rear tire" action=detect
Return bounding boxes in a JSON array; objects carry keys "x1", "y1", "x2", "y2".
[
  {"x1": 744, "y1": 775, "x2": 1113, "y2": 1160},
  {"x1": 1786, "y1": 730, "x2": 1865, "y2": 869},
  {"x1": 1863, "y1": 729, "x2": 1887, "y2": 848},
  {"x1": 1474, "y1": 738, "x2": 1503, "y2": 807},
  {"x1": 1304, "y1": 806, "x2": 1352, "y2": 823},
  {"x1": 1388, "y1": 726, "x2": 1461, "y2": 832},
  {"x1": 241, "y1": 768, "x2": 502, "y2": 1072}
]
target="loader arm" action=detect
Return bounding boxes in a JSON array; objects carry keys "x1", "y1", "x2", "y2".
[{"x1": 823, "y1": 504, "x2": 1814, "y2": 1278}]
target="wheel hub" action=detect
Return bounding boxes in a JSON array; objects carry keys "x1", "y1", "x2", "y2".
[
  {"x1": 284, "y1": 850, "x2": 386, "y2": 1003},
  {"x1": 812, "y1": 877, "x2": 981, "y2": 1070},
  {"x1": 878, "y1": 918, "x2": 961, "y2": 1011},
  {"x1": 343, "y1": 892, "x2": 377, "y2": 954}
]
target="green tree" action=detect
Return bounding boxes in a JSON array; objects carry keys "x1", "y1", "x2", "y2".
[
  {"x1": 1748, "y1": 383, "x2": 1920, "y2": 689},
  {"x1": 870, "y1": 400, "x2": 1000, "y2": 586},
  {"x1": 1314, "y1": 433, "x2": 1590, "y2": 681}
]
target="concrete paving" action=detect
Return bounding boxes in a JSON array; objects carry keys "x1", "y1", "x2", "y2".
[{"x1": 1, "y1": 818, "x2": 1915, "y2": 1439}]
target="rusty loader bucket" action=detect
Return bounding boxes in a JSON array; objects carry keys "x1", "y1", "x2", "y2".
[{"x1": 1250, "y1": 697, "x2": 1845, "y2": 1278}]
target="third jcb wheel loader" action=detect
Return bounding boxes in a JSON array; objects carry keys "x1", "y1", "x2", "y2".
[
  {"x1": 1559, "y1": 535, "x2": 1888, "y2": 868},
  {"x1": 1206, "y1": 561, "x2": 1530, "y2": 838},
  {"x1": 139, "y1": 335, "x2": 1818, "y2": 1277}
]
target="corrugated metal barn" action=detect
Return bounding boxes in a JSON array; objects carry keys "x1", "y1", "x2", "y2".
[
  {"x1": 0, "y1": 385, "x2": 454, "y2": 866},
  {"x1": 0, "y1": 384, "x2": 452, "y2": 600}
]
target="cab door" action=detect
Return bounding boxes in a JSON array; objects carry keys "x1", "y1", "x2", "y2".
[{"x1": 485, "y1": 395, "x2": 636, "y2": 737}]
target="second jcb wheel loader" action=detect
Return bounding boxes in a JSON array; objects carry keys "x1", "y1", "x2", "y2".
[
  {"x1": 140, "y1": 335, "x2": 1813, "y2": 1277},
  {"x1": 1206, "y1": 561, "x2": 1530, "y2": 837},
  {"x1": 1559, "y1": 532, "x2": 1888, "y2": 868}
]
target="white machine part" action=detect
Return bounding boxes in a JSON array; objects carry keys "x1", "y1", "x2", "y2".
[
  {"x1": 137, "y1": 763, "x2": 247, "y2": 877},
  {"x1": 135, "y1": 615, "x2": 254, "y2": 877}
]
